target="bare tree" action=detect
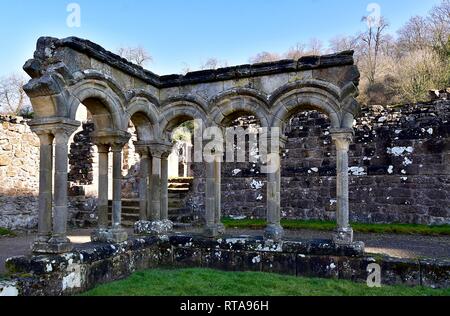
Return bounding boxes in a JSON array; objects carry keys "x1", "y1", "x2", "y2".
[
  {"x1": 0, "y1": 74, "x2": 30, "y2": 116},
  {"x1": 249, "y1": 51, "x2": 282, "y2": 64},
  {"x1": 329, "y1": 35, "x2": 359, "y2": 53},
  {"x1": 117, "y1": 46, "x2": 153, "y2": 67},
  {"x1": 285, "y1": 43, "x2": 307, "y2": 60},
  {"x1": 358, "y1": 16, "x2": 390, "y2": 85},
  {"x1": 428, "y1": 0, "x2": 450, "y2": 57},
  {"x1": 200, "y1": 58, "x2": 228, "y2": 70},
  {"x1": 397, "y1": 16, "x2": 431, "y2": 52},
  {"x1": 307, "y1": 38, "x2": 324, "y2": 55}
]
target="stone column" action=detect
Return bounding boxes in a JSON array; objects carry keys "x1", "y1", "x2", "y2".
[
  {"x1": 214, "y1": 155, "x2": 225, "y2": 234},
  {"x1": 134, "y1": 141, "x2": 173, "y2": 235},
  {"x1": 48, "y1": 127, "x2": 77, "y2": 252},
  {"x1": 91, "y1": 144, "x2": 110, "y2": 241},
  {"x1": 33, "y1": 132, "x2": 54, "y2": 249},
  {"x1": 331, "y1": 129, "x2": 354, "y2": 245},
  {"x1": 146, "y1": 156, "x2": 153, "y2": 219},
  {"x1": 149, "y1": 153, "x2": 162, "y2": 221},
  {"x1": 136, "y1": 147, "x2": 150, "y2": 221},
  {"x1": 264, "y1": 135, "x2": 286, "y2": 241},
  {"x1": 160, "y1": 151, "x2": 171, "y2": 223},
  {"x1": 110, "y1": 142, "x2": 128, "y2": 242},
  {"x1": 203, "y1": 160, "x2": 217, "y2": 237}
]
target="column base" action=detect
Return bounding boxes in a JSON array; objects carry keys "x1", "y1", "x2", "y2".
[
  {"x1": 32, "y1": 240, "x2": 73, "y2": 254},
  {"x1": 264, "y1": 224, "x2": 284, "y2": 241},
  {"x1": 134, "y1": 220, "x2": 173, "y2": 236},
  {"x1": 203, "y1": 224, "x2": 225, "y2": 238},
  {"x1": 91, "y1": 228, "x2": 128, "y2": 243},
  {"x1": 333, "y1": 227, "x2": 354, "y2": 245}
]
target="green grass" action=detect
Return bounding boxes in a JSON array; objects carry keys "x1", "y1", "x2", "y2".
[
  {"x1": 222, "y1": 218, "x2": 450, "y2": 236},
  {"x1": 0, "y1": 227, "x2": 15, "y2": 237},
  {"x1": 81, "y1": 268, "x2": 450, "y2": 296}
]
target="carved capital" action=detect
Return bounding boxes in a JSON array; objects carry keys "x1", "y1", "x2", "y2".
[
  {"x1": 96, "y1": 144, "x2": 110, "y2": 154},
  {"x1": 134, "y1": 142, "x2": 150, "y2": 158},
  {"x1": 35, "y1": 132, "x2": 54, "y2": 146},
  {"x1": 330, "y1": 128, "x2": 354, "y2": 151},
  {"x1": 148, "y1": 141, "x2": 173, "y2": 159},
  {"x1": 92, "y1": 130, "x2": 131, "y2": 152},
  {"x1": 29, "y1": 117, "x2": 80, "y2": 142}
]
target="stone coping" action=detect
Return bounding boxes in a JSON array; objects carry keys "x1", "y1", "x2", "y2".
[
  {"x1": 2, "y1": 234, "x2": 448, "y2": 295},
  {"x1": 6, "y1": 234, "x2": 364, "y2": 275},
  {"x1": 34, "y1": 36, "x2": 355, "y2": 88}
]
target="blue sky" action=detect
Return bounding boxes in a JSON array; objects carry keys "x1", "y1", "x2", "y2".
[{"x1": 0, "y1": 0, "x2": 443, "y2": 76}]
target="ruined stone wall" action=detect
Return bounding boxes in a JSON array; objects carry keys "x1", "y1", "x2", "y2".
[
  {"x1": 219, "y1": 100, "x2": 450, "y2": 225},
  {"x1": 0, "y1": 116, "x2": 40, "y2": 229},
  {"x1": 3, "y1": 234, "x2": 449, "y2": 296}
]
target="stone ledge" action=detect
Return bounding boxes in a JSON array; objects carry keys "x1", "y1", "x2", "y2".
[
  {"x1": 32, "y1": 36, "x2": 355, "y2": 89},
  {"x1": 2, "y1": 234, "x2": 449, "y2": 296}
]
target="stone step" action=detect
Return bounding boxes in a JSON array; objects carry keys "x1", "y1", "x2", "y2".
[
  {"x1": 108, "y1": 205, "x2": 140, "y2": 214},
  {"x1": 169, "y1": 177, "x2": 194, "y2": 184},
  {"x1": 108, "y1": 213, "x2": 139, "y2": 227},
  {"x1": 108, "y1": 199, "x2": 140, "y2": 207},
  {"x1": 168, "y1": 182, "x2": 191, "y2": 189},
  {"x1": 168, "y1": 188, "x2": 190, "y2": 193},
  {"x1": 172, "y1": 222, "x2": 194, "y2": 228}
]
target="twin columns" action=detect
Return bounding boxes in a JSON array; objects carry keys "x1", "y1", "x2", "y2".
[{"x1": 31, "y1": 119, "x2": 355, "y2": 254}]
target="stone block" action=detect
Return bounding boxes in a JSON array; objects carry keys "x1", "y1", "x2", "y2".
[
  {"x1": 261, "y1": 253, "x2": 297, "y2": 275},
  {"x1": 173, "y1": 247, "x2": 202, "y2": 268},
  {"x1": 232, "y1": 251, "x2": 263, "y2": 272},
  {"x1": 202, "y1": 249, "x2": 234, "y2": 271},
  {"x1": 297, "y1": 255, "x2": 339, "y2": 279},
  {"x1": 420, "y1": 259, "x2": 450, "y2": 289}
]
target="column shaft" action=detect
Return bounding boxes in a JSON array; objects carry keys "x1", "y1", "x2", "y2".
[
  {"x1": 36, "y1": 133, "x2": 54, "y2": 242},
  {"x1": 266, "y1": 166, "x2": 281, "y2": 225},
  {"x1": 111, "y1": 147, "x2": 123, "y2": 228},
  {"x1": 336, "y1": 148, "x2": 350, "y2": 228},
  {"x1": 149, "y1": 156, "x2": 162, "y2": 221},
  {"x1": 139, "y1": 154, "x2": 149, "y2": 221},
  {"x1": 97, "y1": 145, "x2": 109, "y2": 229},
  {"x1": 214, "y1": 157, "x2": 224, "y2": 230},
  {"x1": 160, "y1": 156, "x2": 169, "y2": 221},
  {"x1": 264, "y1": 134, "x2": 284, "y2": 241},
  {"x1": 331, "y1": 130, "x2": 354, "y2": 244},
  {"x1": 204, "y1": 161, "x2": 216, "y2": 236},
  {"x1": 51, "y1": 131, "x2": 71, "y2": 243},
  {"x1": 147, "y1": 157, "x2": 153, "y2": 219}
]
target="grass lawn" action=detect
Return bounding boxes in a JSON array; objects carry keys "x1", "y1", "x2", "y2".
[
  {"x1": 0, "y1": 227, "x2": 15, "y2": 237},
  {"x1": 222, "y1": 218, "x2": 450, "y2": 236},
  {"x1": 81, "y1": 268, "x2": 450, "y2": 296}
]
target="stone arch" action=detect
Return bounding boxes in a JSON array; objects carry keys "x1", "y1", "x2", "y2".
[
  {"x1": 270, "y1": 80, "x2": 344, "y2": 130},
  {"x1": 124, "y1": 97, "x2": 160, "y2": 142},
  {"x1": 67, "y1": 79, "x2": 126, "y2": 131},
  {"x1": 159, "y1": 99, "x2": 209, "y2": 141},
  {"x1": 209, "y1": 88, "x2": 270, "y2": 127}
]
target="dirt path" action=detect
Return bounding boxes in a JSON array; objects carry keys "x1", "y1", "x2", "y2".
[{"x1": 1, "y1": 228, "x2": 449, "y2": 275}]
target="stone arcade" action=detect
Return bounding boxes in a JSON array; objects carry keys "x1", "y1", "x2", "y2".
[
  {"x1": 4, "y1": 36, "x2": 403, "y2": 295},
  {"x1": 22, "y1": 36, "x2": 361, "y2": 253}
]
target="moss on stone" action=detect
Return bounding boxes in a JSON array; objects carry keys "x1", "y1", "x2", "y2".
[{"x1": 0, "y1": 227, "x2": 15, "y2": 237}]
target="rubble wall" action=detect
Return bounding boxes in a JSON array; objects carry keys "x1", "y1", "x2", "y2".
[
  {"x1": 2, "y1": 235, "x2": 448, "y2": 296},
  {"x1": 0, "y1": 116, "x2": 40, "y2": 230},
  {"x1": 219, "y1": 100, "x2": 450, "y2": 225}
]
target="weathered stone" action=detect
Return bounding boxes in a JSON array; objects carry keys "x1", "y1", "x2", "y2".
[{"x1": 134, "y1": 220, "x2": 173, "y2": 236}]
